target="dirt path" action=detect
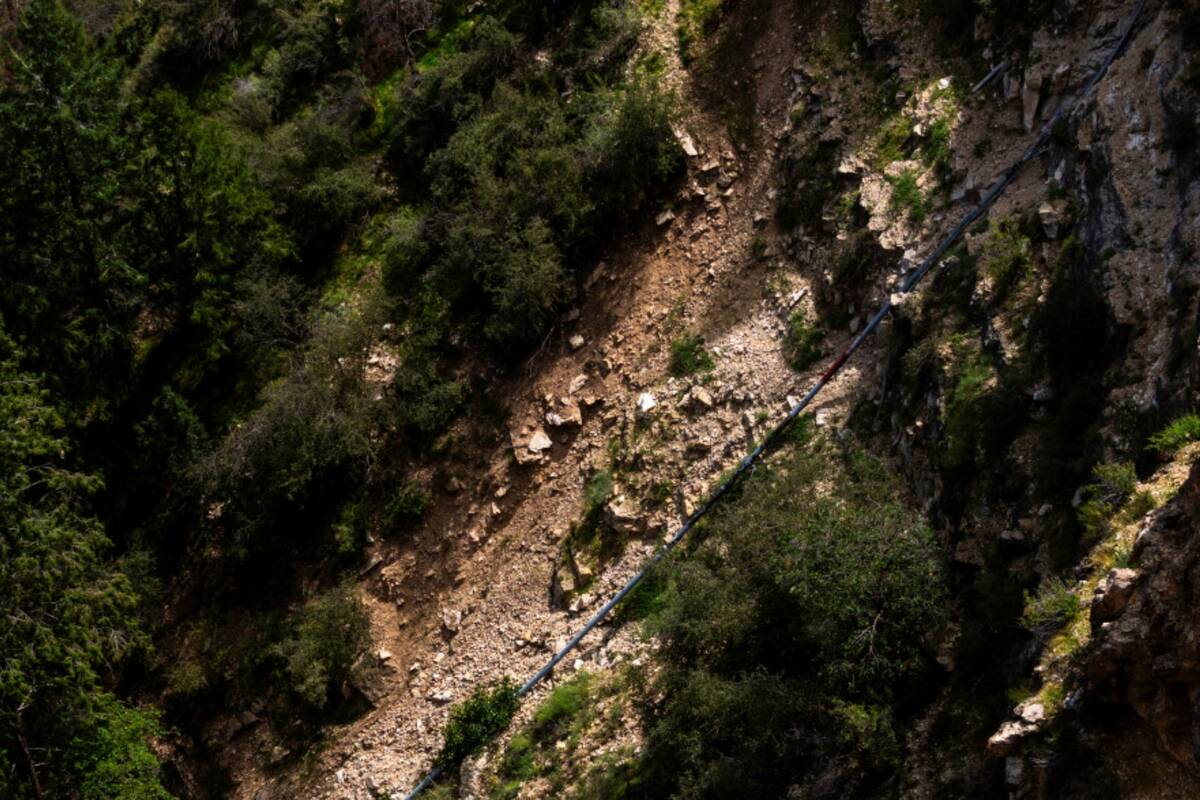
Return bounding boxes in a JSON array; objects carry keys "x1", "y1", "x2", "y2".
[{"x1": 227, "y1": 2, "x2": 882, "y2": 797}]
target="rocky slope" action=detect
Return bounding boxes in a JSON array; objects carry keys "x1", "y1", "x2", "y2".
[{"x1": 216, "y1": 0, "x2": 1200, "y2": 797}]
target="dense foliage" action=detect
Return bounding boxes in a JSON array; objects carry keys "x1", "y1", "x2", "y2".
[
  {"x1": 0, "y1": 0, "x2": 680, "y2": 791},
  {"x1": 628, "y1": 435, "x2": 948, "y2": 798},
  {"x1": 0, "y1": 327, "x2": 165, "y2": 797}
]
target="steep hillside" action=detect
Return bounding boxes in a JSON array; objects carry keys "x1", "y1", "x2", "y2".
[{"x1": 0, "y1": 0, "x2": 1197, "y2": 799}]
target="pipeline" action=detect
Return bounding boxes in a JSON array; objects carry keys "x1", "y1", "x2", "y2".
[{"x1": 402, "y1": 2, "x2": 1145, "y2": 795}]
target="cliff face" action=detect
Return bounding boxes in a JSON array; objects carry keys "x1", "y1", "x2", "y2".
[{"x1": 1087, "y1": 459, "x2": 1200, "y2": 770}]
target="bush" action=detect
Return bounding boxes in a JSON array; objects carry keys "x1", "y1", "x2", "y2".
[
  {"x1": 669, "y1": 332, "x2": 714, "y2": 376},
  {"x1": 785, "y1": 308, "x2": 825, "y2": 371},
  {"x1": 436, "y1": 677, "x2": 520, "y2": 769},
  {"x1": 386, "y1": 480, "x2": 430, "y2": 525},
  {"x1": 978, "y1": 217, "x2": 1032, "y2": 292},
  {"x1": 1077, "y1": 461, "x2": 1138, "y2": 540},
  {"x1": 582, "y1": 78, "x2": 683, "y2": 218},
  {"x1": 531, "y1": 673, "x2": 594, "y2": 740},
  {"x1": 1021, "y1": 578, "x2": 1080, "y2": 629},
  {"x1": 276, "y1": 584, "x2": 371, "y2": 710},
  {"x1": 63, "y1": 694, "x2": 170, "y2": 800},
  {"x1": 941, "y1": 354, "x2": 1020, "y2": 471},
  {"x1": 380, "y1": 208, "x2": 431, "y2": 296},
  {"x1": 193, "y1": 304, "x2": 383, "y2": 555},
  {"x1": 676, "y1": 0, "x2": 726, "y2": 63},
  {"x1": 1147, "y1": 413, "x2": 1200, "y2": 454},
  {"x1": 634, "y1": 438, "x2": 947, "y2": 796},
  {"x1": 584, "y1": 470, "x2": 614, "y2": 511}
]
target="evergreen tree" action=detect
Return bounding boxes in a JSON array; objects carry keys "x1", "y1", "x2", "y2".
[{"x1": 0, "y1": 324, "x2": 164, "y2": 798}]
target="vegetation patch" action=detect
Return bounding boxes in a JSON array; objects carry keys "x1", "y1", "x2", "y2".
[
  {"x1": 1148, "y1": 413, "x2": 1200, "y2": 454},
  {"x1": 437, "y1": 678, "x2": 521, "y2": 770},
  {"x1": 887, "y1": 168, "x2": 928, "y2": 224},
  {"x1": 785, "y1": 308, "x2": 826, "y2": 371},
  {"x1": 669, "y1": 331, "x2": 715, "y2": 376}
]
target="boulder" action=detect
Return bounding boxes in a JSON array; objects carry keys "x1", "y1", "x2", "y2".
[
  {"x1": 986, "y1": 719, "x2": 1038, "y2": 756},
  {"x1": 1090, "y1": 567, "x2": 1138, "y2": 627},
  {"x1": 687, "y1": 385, "x2": 714, "y2": 412},
  {"x1": 605, "y1": 498, "x2": 647, "y2": 534}
]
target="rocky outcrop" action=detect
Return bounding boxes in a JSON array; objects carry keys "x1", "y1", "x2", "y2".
[{"x1": 1086, "y1": 462, "x2": 1200, "y2": 769}]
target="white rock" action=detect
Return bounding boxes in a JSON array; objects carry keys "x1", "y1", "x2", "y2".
[
  {"x1": 636, "y1": 393, "x2": 657, "y2": 416},
  {"x1": 441, "y1": 608, "x2": 463, "y2": 633},
  {"x1": 527, "y1": 429, "x2": 553, "y2": 452},
  {"x1": 656, "y1": 209, "x2": 676, "y2": 226},
  {"x1": 569, "y1": 334, "x2": 586, "y2": 350}
]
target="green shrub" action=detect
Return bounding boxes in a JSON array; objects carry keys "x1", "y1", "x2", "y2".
[
  {"x1": 633, "y1": 439, "x2": 947, "y2": 797},
  {"x1": 942, "y1": 354, "x2": 1017, "y2": 470},
  {"x1": 1147, "y1": 413, "x2": 1200, "y2": 453},
  {"x1": 583, "y1": 79, "x2": 683, "y2": 217},
  {"x1": 978, "y1": 218, "x2": 1032, "y2": 290},
  {"x1": 750, "y1": 235, "x2": 767, "y2": 261},
  {"x1": 380, "y1": 208, "x2": 431, "y2": 295},
  {"x1": 276, "y1": 584, "x2": 371, "y2": 709},
  {"x1": 669, "y1": 332, "x2": 714, "y2": 376},
  {"x1": 785, "y1": 308, "x2": 825, "y2": 370},
  {"x1": 887, "y1": 169, "x2": 927, "y2": 223},
  {"x1": 386, "y1": 480, "x2": 430, "y2": 525},
  {"x1": 64, "y1": 694, "x2": 171, "y2": 800},
  {"x1": 500, "y1": 732, "x2": 538, "y2": 782},
  {"x1": 676, "y1": 0, "x2": 726, "y2": 62},
  {"x1": 874, "y1": 113, "x2": 911, "y2": 169},
  {"x1": 1021, "y1": 577, "x2": 1080, "y2": 629},
  {"x1": 532, "y1": 673, "x2": 594, "y2": 739},
  {"x1": 584, "y1": 470, "x2": 615, "y2": 511},
  {"x1": 1089, "y1": 462, "x2": 1137, "y2": 505},
  {"x1": 1077, "y1": 461, "x2": 1138, "y2": 539},
  {"x1": 436, "y1": 677, "x2": 520, "y2": 769},
  {"x1": 923, "y1": 117, "x2": 952, "y2": 177}
]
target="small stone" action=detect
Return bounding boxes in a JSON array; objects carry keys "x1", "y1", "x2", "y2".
[
  {"x1": 688, "y1": 386, "x2": 714, "y2": 412},
  {"x1": 568, "y1": 374, "x2": 588, "y2": 394},
  {"x1": 1015, "y1": 701, "x2": 1045, "y2": 724},
  {"x1": 605, "y1": 498, "x2": 647, "y2": 534},
  {"x1": 1005, "y1": 757, "x2": 1025, "y2": 786},
  {"x1": 1038, "y1": 202, "x2": 1060, "y2": 240},
  {"x1": 569, "y1": 334, "x2": 586, "y2": 350},
  {"x1": 656, "y1": 209, "x2": 676, "y2": 226},
  {"x1": 377, "y1": 648, "x2": 392, "y2": 662},
  {"x1": 441, "y1": 608, "x2": 463, "y2": 633},
  {"x1": 527, "y1": 429, "x2": 552, "y2": 453}
]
